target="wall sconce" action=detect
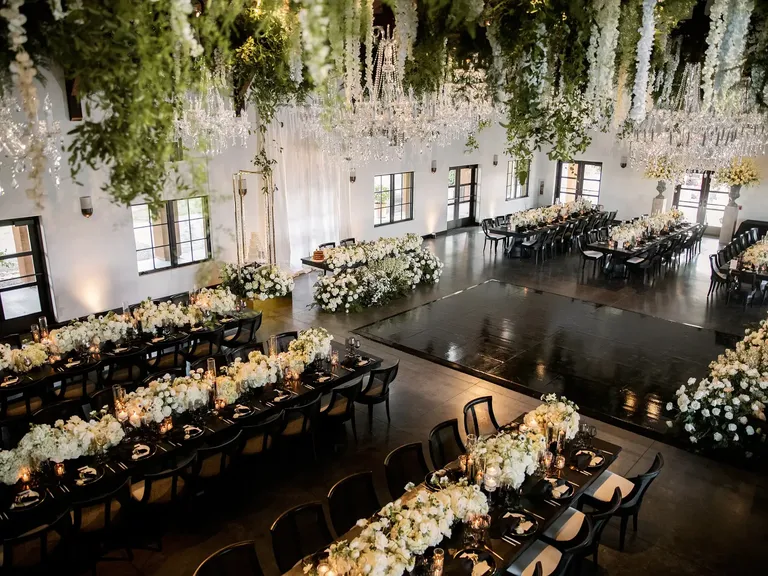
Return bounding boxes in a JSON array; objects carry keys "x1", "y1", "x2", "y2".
[
  {"x1": 350, "y1": 168, "x2": 356, "y2": 183},
  {"x1": 431, "y1": 160, "x2": 437, "y2": 173},
  {"x1": 620, "y1": 155, "x2": 628, "y2": 169},
  {"x1": 80, "y1": 196, "x2": 93, "y2": 218},
  {"x1": 237, "y1": 174, "x2": 247, "y2": 196},
  {"x1": 493, "y1": 154, "x2": 498, "y2": 166}
]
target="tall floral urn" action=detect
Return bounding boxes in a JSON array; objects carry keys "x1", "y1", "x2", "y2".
[
  {"x1": 651, "y1": 180, "x2": 667, "y2": 215},
  {"x1": 728, "y1": 184, "x2": 742, "y2": 207}
]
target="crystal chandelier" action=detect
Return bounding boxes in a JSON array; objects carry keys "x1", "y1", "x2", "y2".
[
  {"x1": 624, "y1": 63, "x2": 768, "y2": 175},
  {"x1": 0, "y1": 94, "x2": 62, "y2": 196},
  {"x1": 296, "y1": 26, "x2": 495, "y2": 164},
  {"x1": 174, "y1": 63, "x2": 251, "y2": 157}
]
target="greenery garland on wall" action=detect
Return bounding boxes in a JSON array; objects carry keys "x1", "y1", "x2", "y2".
[{"x1": 0, "y1": 0, "x2": 766, "y2": 208}]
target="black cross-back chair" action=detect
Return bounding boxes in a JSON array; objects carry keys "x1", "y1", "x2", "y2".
[
  {"x1": 275, "y1": 331, "x2": 298, "y2": 353},
  {"x1": 708, "y1": 254, "x2": 730, "y2": 296},
  {"x1": 227, "y1": 342, "x2": 265, "y2": 363},
  {"x1": 509, "y1": 516, "x2": 593, "y2": 576},
  {"x1": 88, "y1": 387, "x2": 116, "y2": 414},
  {"x1": 185, "y1": 326, "x2": 225, "y2": 361},
  {"x1": 270, "y1": 502, "x2": 333, "y2": 574},
  {"x1": 279, "y1": 393, "x2": 322, "y2": 460},
  {"x1": 318, "y1": 242, "x2": 336, "y2": 249},
  {"x1": 146, "y1": 336, "x2": 188, "y2": 372},
  {"x1": 194, "y1": 540, "x2": 264, "y2": 576},
  {"x1": 339, "y1": 238, "x2": 356, "y2": 246},
  {"x1": 355, "y1": 361, "x2": 399, "y2": 429},
  {"x1": 428, "y1": 419, "x2": 465, "y2": 470},
  {"x1": 99, "y1": 349, "x2": 147, "y2": 389},
  {"x1": 577, "y1": 235, "x2": 604, "y2": 275},
  {"x1": 327, "y1": 471, "x2": 381, "y2": 536},
  {"x1": 462, "y1": 396, "x2": 500, "y2": 437},
  {"x1": 319, "y1": 378, "x2": 362, "y2": 440},
  {"x1": 481, "y1": 219, "x2": 505, "y2": 253},
  {"x1": 237, "y1": 409, "x2": 285, "y2": 462},
  {"x1": 384, "y1": 442, "x2": 430, "y2": 500},
  {"x1": 32, "y1": 398, "x2": 85, "y2": 425}
]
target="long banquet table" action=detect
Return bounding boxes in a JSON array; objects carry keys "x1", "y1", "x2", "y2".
[
  {"x1": 284, "y1": 419, "x2": 622, "y2": 576},
  {"x1": 0, "y1": 341, "x2": 382, "y2": 541},
  {"x1": 489, "y1": 211, "x2": 600, "y2": 257}
]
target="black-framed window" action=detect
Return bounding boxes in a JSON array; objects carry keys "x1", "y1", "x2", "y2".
[
  {"x1": 554, "y1": 161, "x2": 602, "y2": 204},
  {"x1": 506, "y1": 159, "x2": 530, "y2": 200},
  {"x1": 374, "y1": 172, "x2": 413, "y2": 227},
  {"x1": 131, "y1": 197, "x2": 211, "y2": 274},
  {"x1": 0, "y1": 217, "x2": 53, "y2": 335}
]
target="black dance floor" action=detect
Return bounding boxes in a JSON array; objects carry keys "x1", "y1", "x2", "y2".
[{"x1": 355, "y1": 279, "x2": 741, "y2": 439}]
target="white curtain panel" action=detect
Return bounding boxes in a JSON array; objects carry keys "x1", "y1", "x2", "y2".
[{"x1": 266, "y1": 112, "x2": 352, "y2": 271}]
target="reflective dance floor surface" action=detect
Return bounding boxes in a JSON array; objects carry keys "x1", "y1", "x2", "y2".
[{"x1": 355, "y1": 279, "x2": 741, "y2": 439}]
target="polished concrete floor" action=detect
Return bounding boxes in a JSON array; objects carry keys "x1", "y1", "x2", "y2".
[{"x1": 98, "y1": 230, "x2": 766, "y2": 576}]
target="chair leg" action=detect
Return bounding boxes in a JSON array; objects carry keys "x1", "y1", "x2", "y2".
[
  {"x1": 593, "y1": 542, "x2": 599, "y2": 567},
  {"x1": 368, "y1": 404, "x2": 374, "y2": 430},
  {"x1": 351, "y1": 409, "x2": 357, "y2": 441},
  {"x1": 633, "y1": 511, "x2": 638, "y2": 532},
  {"x1": 385, "y1": 397, "x2": 391, "y2": 422},
  {"x1": 619, "y1": 515, "x2": 628, "y2": 551}
]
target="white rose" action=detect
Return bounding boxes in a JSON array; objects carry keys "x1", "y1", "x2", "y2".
[
  {"x1": 746, "y1": 425, "x2": 755, "y2": 436},
  {"x1": 713, "y1": 432, "x2": 723, "y2": 441}
]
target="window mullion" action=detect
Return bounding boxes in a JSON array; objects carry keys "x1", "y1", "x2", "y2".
[{"x1": 167, "y1": 200, "x2": 178, "y2": 267}]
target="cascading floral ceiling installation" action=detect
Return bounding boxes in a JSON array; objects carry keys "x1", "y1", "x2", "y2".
[{"x1": 0, "y1": 0, "x2": 766, "y2": 208}]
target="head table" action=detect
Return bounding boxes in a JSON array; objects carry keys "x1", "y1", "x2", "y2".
[
  {"x1": 284, "y1": 415, "x2": 621, "y2": 576},
  {"x1": 0, "y1": 340, "x2": 382, "y2": 541}
]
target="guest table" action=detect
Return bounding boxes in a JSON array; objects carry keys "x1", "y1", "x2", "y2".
[
  {"x1": 283, "y1": 418, "x2": 621, "y2": 576},
  {"x1": 0, "y1": 340, "x2": 382, "y2": 541},
  {"x1": 490, "y1": 212, "x2": 600, "y2": 257}
]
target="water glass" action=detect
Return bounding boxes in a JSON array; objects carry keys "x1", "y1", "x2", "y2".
[
  {"x1": 206, "y1": 357, "x2": 217, "y2": 378},
  {"x1": 38, "y1": 316, "x2": 48, "y2": 338},
  {"x1": 268, "y1": 335, "x2": 278, "y2": 357}
]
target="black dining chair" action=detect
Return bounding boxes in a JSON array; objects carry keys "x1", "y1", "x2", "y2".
[
  {"x1": 185, "y1": 326, "x2": 225, "y2": 362},
  {"x1": 521, "y1": 232, "x2": 545, "y2": 264},
  {"x1": 190, "y1": 430, "x2": 243, "y2": 495},
  {"x1": 320, "y1": 378, "x2": 362, "y2": 440},
  {"x1": 55, "y1": 362, "x2": 102, "y2": 400},
  {"x1": 327, "y1": 471, "x2": 381, "y2": 536},
  {"x1": 275, "y1": 331, "x2": 298, "y2": 353},
  {"x1": 278, "y1": 393, "x2": 322, "y2": 460},
  {"x1": 708, "y1": 254, "x2": 730, "y2": 297},
  {"x1": 625, "y1": 244, "x2": 660, "y2": 283},
  {"x1": 146, "y1": 337, "x2": 188, "y2": 372},
  {"x1": 355, "y1": 361, "x2": 399, "y2": 429},
  {"x1": 481, "y1": 219, "x2": 505, "y2": 253},
  {"x1": 99, "y1": 350, "x2": 147, "y2": 389},
  {"x1": 494, "y1": 215, "x2": 506, "y2": 227},
  {"x1": 270, "y1": 502, "x2": 334, "y2": 574},
  {"x1": 577, "y1": 235, "x2": 604, "y2": 275},
  {"x1": 223, "y1": 313, "x2": 262, "y2": 349},
  {"x1": 0, "y1": 333, "x2": 22, "y2": 349},
  {"x1": 142, "y1": 366, "x2": 186, "y2": 388},
  {"x1": 462, "y1": 396, "x2": 500, "y2": 437},
  {"x1": 189, "y1": 353, "x2": 228, "y2": 375},
  {"x1": 339, "y1": 237, "x2": 356, "y2": 247},
  {"x1": 0, "y1": 507, "x2": 72, "y2": 572},
  {"x1": 237, "y1": 410, "x2": 285, "y2": 463},
  {"x1": 194, "y1": 540, "x2": 264, "y2": 576},
  {"x1": 384, "y1": 442, "x2": 430, "y2": 500},
  {"x1": 318, "y1": 242, "x2": 336, "y2": 250},
  {"x1": 32, "y1": 398, "x2": 85, "y2": 425},
  {"x1": 508, "y1": 516, "x2": 592, "y2": 576},
  {"x1": 428, "y1": 419, "x2": 465, "y2": 470},
  {"x1": 226, "y1": 342, "x2": 265, "y2": 363},
  {"x1": 88, "y1": 387, "x2": 116, "y2": 414},
  {"x1": 581, "y1": 452, "x2": 664, "y2": 551},
  {"x1": 1, "y1": 377, "x2": 47, "y2": 420}
]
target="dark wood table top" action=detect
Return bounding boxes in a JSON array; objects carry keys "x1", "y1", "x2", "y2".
[
  {"x1": 0, "y1": 340, "x2": 381, "y2": 540},
  {"x1": 284, "y1": 419, "x2": 622, "y2": 575}
]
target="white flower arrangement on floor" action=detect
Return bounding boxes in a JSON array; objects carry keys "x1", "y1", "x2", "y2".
[
  {"x1": 0, "y1": 342, "x2": 48, "y2": 373},
  {"x1": 313, "y1": 270, "x2": 365, "y2": 313},
  {"x1": 472, "y1": 429, "x2": 546, "y2": 490},
  {"x1": 714, "y1": 157, "x2": 760, "y2": 187},
  {"x1": 306, "y1": 482, "x2": 488, "y2": 576},
  {"x1": 523, "y1": 393, "x2": 581, "y2": 441},
  {"x1": 0, "y1": 412, "x2": 125, "y2": 485},
  {"x1": 132, "y1": 298, "x2": 198, "y2": 334},
  {"x1": 323, "y1": 233, "x2": 423, "y2": 271},
  {"x1": 192, "y1": 286, "x2": 237, "y2": 315},
  {"x1": 48, "y1": 312, "x2": 132, "y2": 354},
  {"x1": 220, "y1": 263, "x2": 295, "y2": 300},
  {"x1": 667, "y1": 314, "x2": 768, "y2": 453}
]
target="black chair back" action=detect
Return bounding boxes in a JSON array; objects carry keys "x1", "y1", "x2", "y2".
[
  {"x1": 143, "y1": 366, "x2": 186, "y2": 387},
  {"x1": 590, "y1": 487, "x2": 622, "y2": 546},
  {"x1": 322, "y1": 379, "x2": 362, "y2": 420},
  {"x1": 99, "y1": 349, "x2": 147, "y2": 387},
  {"x1": 275, "y1": 331, "x2": 298, "y2": 353},
  {"x1": 146, "y1": 337, "x2": 188, "y2": 372},
  {"x1": 623, "y1": 452, "x2": 664, "y2": 509},
  {"x1": 88, "y1": 387, "x2": 115, "y2": 414},
  {"x1": 194, "y1": 540, "x2": 264, "y2": 576},
  {"x1": 0, "y1": 333, "x2": 22, "y2": 349},
  {"x1": 318, "y1": 242, "x2": 336, "y2": 249},
  {"x1": 187, "y1": 326, "x2": 225, "y2": 359},
  {"x1": 227, "y1": 342, "x2": 265, "y2": 363},
  {"x1": 190, "y1": 353, "x2": 229, "y2": 375},
  {"x1": 494, "y1": 215, "x2": 506, "y2": 227},
  {"x1": 428, "y1": 419, "x2": 465, "y2": 470},
  {"x1": 462, "y1": 396, "x2": 500, "y2": 437},
  {"x1": 384, "y1": 442, "x2": 430, "y2": 499},
  {"x1": 361, "y1": 361, "x2": 399, "y2": 399},
  {"x1": 339, "y1": 238, "x2": 356, "y2": 246},
  {"x1": 224, "y1": 313, "x2": 262, "y2": 347},
  {"x1": 327, "y1": 471, "x2": 381, "y2": 536},
  {"x1": 133, "y1": 451, "x2": 196, "y2": 505},
  {"x1": 281, "y1": 394, "x2": 321, "y2": 436},
  {"x1": 270, "y1": 502, "x2": 333, "y2": 574},
  {"x1": 71, "y1": 476, "x2": 130, "y2": 534},
  {"x1": 193, "y1": 430, "x2": 243, "y2": 480},
  {"x1": 238, "y1": 410, "x2": 285, "y2": 456},
  {"x1": 32, "y1": 399, "x2": 84, "y2": 425}
]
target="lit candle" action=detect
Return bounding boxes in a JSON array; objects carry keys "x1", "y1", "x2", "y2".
[
  {"x1": 432, "y1": 548, "x2": 444, "y2": 576},
  {"x1": 331, "y1": 351, "x2": 339, "y2": 366},
  {"x1": 117, "y1": 410, "x2": 128, "y2": 423},
  {"x1": 316, "y1": 563, "x2": 330, "y2": 575},
  {"x1": 215, "y1": 398, "x2": 226, "y2": 411},
  {"x1": 54, "y1": 462, "x2": 65, "y2": 477},
  {"x1": 20, "y1": 468, "x2": 30, "y2": 483}
]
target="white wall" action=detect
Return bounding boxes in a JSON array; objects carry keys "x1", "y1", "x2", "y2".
[
  {"x1": 347, "y1": 123, "x2": 539, "y2": 241},
  {"x1": 0, "y1": 71, "x2": 264, "y2": 322}
]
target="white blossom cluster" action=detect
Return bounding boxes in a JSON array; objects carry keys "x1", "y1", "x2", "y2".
[
  {"x1": 523, "y1": 393, "x2": 581, "y2": 441},
  {"x1": 193, "y1": 286, "x2": 237, "y2": 315},
  {"x1": 132, "y1": 298, "x2": 198, "y2": 334},
  {"x1": 508, "y1": 199, "x2": 594, "y2": 230},
  {"x1": 123, "y1": 370, "x2": 212, "y2": 427},
  {"x1": 306, "y1": 482, "x2": 488, "y2": 576},
  {"x1": 741, "y1": 240, "x2": 768, "y2": 271},
  {"x1": 0, "y1": 342, "x2": 48, "y2": 373},
  {"x1": 628, "y1": 0, "x2": 657, "y2": 123},
  {"x1": 49, "y1": 312, "x2": 132, "y2": 354},
  {"x1": 169, "y1": 0, "x2": 203, "y2": 57},
  {"x1": 668, "y1": 316, "x2": 768, "y2": 451},
  {"x1": 0, "y1": 412, "x2": 125, "y2": 485},
  {"x1": 473, "y1": 429, "x2": 546, "y2": 490},
  {"x1": 585, "y1": 0, "x2": 621, "y2": 126},
  {"x1": 221, "y1": 263, "x2": 295, "y2": 301},
  {"x1": 314, "y1": 270, "x2": 365, "y2": 312},
  {"x1": 323, "y1": 233, "x2": 422, "y2": 271},
  {"x1": 609, "y1": 208, "x2": 684, "y2": 245}
]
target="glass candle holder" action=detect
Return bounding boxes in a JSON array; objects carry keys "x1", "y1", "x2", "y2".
[
  {"x1": 30, "y1": 324, "x2": 40, "y2": 343},
  {"x1": 268, "y1": 335, "x2": 278, "y2": 357},
  {"x1": 555, "y1": 455, "x2": 566, "y2": 477},
  {"x1": 20, "y1": 468, "x2": 31, "y2": 483},
  {"x1": 54, "y1": 462, "x2": 65, "y2": 477},
  {"x1": 541, "y1": 450, "x2": 554, "y2": 473},
  {"x1": 38, "y1": 316, "x2": 48, "y2": 339},
  {"x1": 432, "y1": 548, "x2": 444, "y2": 576},
  {"x1": 207, "y1": 357, "x2": 217, "y2": 377}
]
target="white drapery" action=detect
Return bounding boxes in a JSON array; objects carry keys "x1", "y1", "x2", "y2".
[{"x1": 264, "y1": 112, "x2": 351, "y2": 271}]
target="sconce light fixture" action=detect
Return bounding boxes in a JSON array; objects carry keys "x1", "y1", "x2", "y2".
[
  {"x1": 350, "y1": 168, "x2": 356, "y2": 183},
  {"x1": 80, "y1": 196, "x2": 93, "y2": 218},
  {"x1": 431, "y1": 160, "x2": 437, "y2": 173},
  {"x1": 237, "y1": 174, "x2": 247, "y2": 196},
  {"x1": 620, "y1": 155, "x2": 628, "y2": 169},
  {"x1": 493, "y1": 154, "x2": 499, "y2": 166}
]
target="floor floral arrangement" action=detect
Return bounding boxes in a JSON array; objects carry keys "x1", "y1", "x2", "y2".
[
  {"x1": 313, "y1": 235, "x2": 443, "y2": 313},
  {"x1": 667, "y1": 314, "x2": 768, "y2": 456},
  {"x1": 220, "y1": 262, "x2": 295, "y2": 301}
]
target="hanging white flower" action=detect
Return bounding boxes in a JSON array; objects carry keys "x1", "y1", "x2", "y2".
[{"x1": 628, "y1": 0, "x2": 657, "y2": 123}]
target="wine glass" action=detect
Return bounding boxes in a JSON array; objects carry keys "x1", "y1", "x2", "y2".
[
  {"x1": 354, "y1": 338, "x2": 361, "y2": 355},
  {"x1": 588, "y1": 425, "x2": 597, "y2": 448}
]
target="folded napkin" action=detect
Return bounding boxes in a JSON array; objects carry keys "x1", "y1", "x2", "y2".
[
  {"x1": 573, "y1": 450, "x2": 603, "y2": 468},
  {"x1": 76, "y1": 466, "x2": 99, "y2": 486},
  {"x1": 183, "y1": 425, "x2": 202, "y2": 440},
  {"x1": 151, "y1": 336, "x2": 165, "y2": 343},
  {"x1": 113, "y1": 346, "x2": 128, "y2": 353},
  {"x1": 571, "y1": 452, "x2": 592, "y2": 470},
  {"x1": 356, "y1": 359, "x2": 369, "y2": 366},
  {"x1": 131, "y1": 444, "x2": 151, "y2": 460},
  {"x1": 233, "y1": 404, "x2": 252, "y2": 418},
  {"x1": 551, "y1": 483, "x2": 570, "y2": 499},
  {"x1": 317, "y1": 376, "x2": 331, "y2": 383},
  {"x1": 1, "y1": 376, "x2": 19, "y2": 387},
  {"x1": 274, "y1": 393, "x2": 291, "y2": 402},
  {"x1": 11, "y1": 489, "x2": 40, "y2": 509},
  {"x1": 529, "y1": 479, "x2": 555, "y2": 498},
  {"x1": 189, "y1": 326, "x2": 203, "y2": 332},
  {"x1": 65, "y1": 360, "x2": 82, "y2": 368},
  {"x1": 219, "y1": 317, "x2": 234, "y2": 323}
]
